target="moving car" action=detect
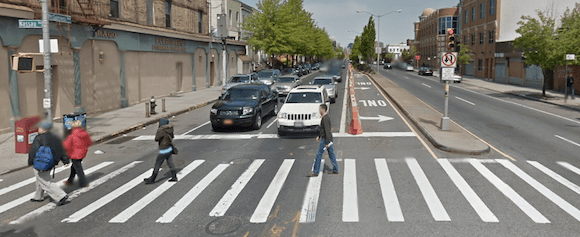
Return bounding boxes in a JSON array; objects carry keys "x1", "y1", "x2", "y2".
[
  {"x1": 258, "y1": 69, "x2": 281, "y2": 86},
  {"x1": 406, "y1": 65, "x2": 414, "y2": 71},
  {"x1": 418, "y1": 67, "x2": 433, "y2": 76},
  {"x1": 312, "y1": 63, "x2": 320, "y2": 70},
  {"x1": 211, "y1": 84, "x2": 278, "y2": 131},
  {"x1": 277, "y1": 86, "x2": 330, "y2": 136},
  {"x1": 383, "y1": 63, "x2": 392, "y2": 69},
  {"x1": 311, "y1": 76, "x2": 338, "y2": 103},
  {"x1": 328, "y1": 69, "x2": 342, "y2": 82},
  {"x1": 295, "y1": 65, "x2": 305, "y2": 77},
  {"x1": 281, "y1": 68, "x2": 297, "y2": 76},
  {"x1": 275, "y1": 75, "x2": 302, "y2": 96},
  {"x1": 303, "y1": 63, "x2": 312, "y2": 74},
  {"x1": 222, "y1": 73, "x2": 259, "y2": 94}
]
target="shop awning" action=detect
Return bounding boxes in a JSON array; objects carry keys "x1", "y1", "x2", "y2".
[{"x1": 238, "y1": 55, "x2": 252, "y2": 62}]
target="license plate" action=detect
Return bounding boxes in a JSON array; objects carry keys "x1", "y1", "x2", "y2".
[
  {"x1": 294, "y1": 121, "x2": 304, "y2": 127},
  {"x1": 223, "y1": 119, "x2": 233, "y2": 125}
]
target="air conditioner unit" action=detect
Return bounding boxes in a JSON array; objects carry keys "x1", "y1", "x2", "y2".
[{"x1": 10, "y1": 56, "x2": 35, "y2": 72}]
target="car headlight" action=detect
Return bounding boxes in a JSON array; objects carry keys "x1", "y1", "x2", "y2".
[
  {"x1": 278, "y1": 112, "x2": 287, "y2": 119},
  {"x1": 242, "y1": 107, "x2": 253, "y2": 115},
  {"x1": 210, "y1": 108, "x2": 218, "y2": 114},
  {"x1": 265, "y1": 81, "x2": 273, "y2": 85},
  {"x1": 311, "y1": 112, "x2": 320, "y2": 119}
]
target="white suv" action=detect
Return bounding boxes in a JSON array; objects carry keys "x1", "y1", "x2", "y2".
[{"x1": 277, "y1": 85, "x2": 330, "y2": 136}]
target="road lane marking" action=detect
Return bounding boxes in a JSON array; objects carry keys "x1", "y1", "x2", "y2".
[
  {"x1": 343, "y1": 159, "x2": 359, "y2": 222},
  {"x1": 406, "y1": 158, "x2": 450, "y2": 221},
  {"x1": 528, "y1": 161, "x2": 580, "y2": 196},
  {"x1": 11, "y1": 161, "x2": 141, "y2": 225},
  {"x1": 157, "y1": 164, "x2": 229, "y2": 223},
  {"x1": 250, "y1": 159, "x2": 294, "y2": 223},
  {"x1": 340, "y1": 72, "x2": 349, "y2": 134},
  {"x1": 181, "y1": 121, "x2": 210, "y2": 135},
  {"x1": 109, "y1": 160, "x2": 205, "y2": 223},
  {"x1": 0, "y1": 162, "x2": 113, "y2": 215},
  {"x1": 0, "y1": 166, "x2": 69, "y2": 197},
  {"x1": 62, "y1": 167, "x2": 149, "y2": 223},
  {"x1": 299, "y1": 160, "x2": 324, "y2": 223},
  {"x1": 497, "y1": 159, "x2": 580, "y2": 222},
  {"x1": 469, "y1": 159, "x2": 549, "y2": 223},
  {"x1": 374, "y1": 159, "x2": 404, "y2": 222},
  {"x1": 422, "y1": 83, "x2": 432, "y2": 88},
  {"x1": 134, "y1": 132, "x2": 416, "y2": 141},
  {"x1": 266, "y1": 118, "x2": 278, "y2": 129},
  {"x1": 438, "y1": 159, "x2": 498, "y2": 222},
  {"x1": 455, "y1": 97, "x2": 475, "y2": 106},
  {"x1": 558, "y1": 162, "x2": 580, "y2": 176},
  {"x1": 555, "y1": 135, "x2": 580, "y2": 148},
  {"x1": 210, "y1": 159, "x2": 265, "y2": 217}
]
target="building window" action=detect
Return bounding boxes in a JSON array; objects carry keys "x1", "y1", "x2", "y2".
[
  {"x1": 472, "y1": 7, "x2": 476, "y2": 21},
  {"x1": 438, "y1": 16, "x2": 458, "y2": 35},
  {"x1": 471, "y1": 34, "x2": 475, "y2": 45},
  {"x1": 52, "y1": 0, "x2": 67, "y2": 10},
  {"x1": 464, "y1": 35, "x2": 467, "y2": 45},
  {"x1": 110, "y1": 0, "x2": 119, "y2": 18},
  {"x1": 236, "y1": 11, "x2": 239, "y2": 24},
  {"x1": 480, "y1": 3, "x2": 485, "y2": 18},
  {"x1": 465, "y1": 10, "x2": 469, "y2": 23},
  {"x1": 489, "y1": 30, "x2": 494, "y2": 43},
  {"x1": 229, "y1": 10, "x2": 232, "y2": 26},
  {"x1": 479, "y1": 32, "x2": 484, "y2": 44},
  {"x1": 490, "y1": 0, "x2": 496, "y2": 15},
  {"x1": 165, "y1": 1, "x2": 172, "y2": 28},
  {"x1": 478, "y1": 59, "x2": 483, "y2": 71},
  {"x1": 198, "y1": 10, "x2": 203, "y2": 34}
]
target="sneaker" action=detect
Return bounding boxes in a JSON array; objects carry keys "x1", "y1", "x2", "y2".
[
  {"x1": 63, "y1": 180, "x2": 73, "y2": 186},
  {"x1": 168, "y1": 178, "x2": 178, "y2": 182},
  {"x1": 143, "y1": 178, "x2": 155, "y2": 184},
  {"x1": 56, "y1": 196, "x2": 69, "y2": 206},
  {"x1": 30, "y1": 198, "x2": 45, "y2": 203},
  {"x1": 307, "y1": 171, "x2": 318, "y2": 177}
]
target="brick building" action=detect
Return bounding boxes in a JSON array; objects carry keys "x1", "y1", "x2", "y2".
[
  {"x1": 415, "y1": 7, "x2": 458, "y2": 70},
  {"x1": 0, "y1": 0, "x2": 249, "y2": 132},
  {"x1": 459, "y1": 0, "x2": 498, "y2": 79}
]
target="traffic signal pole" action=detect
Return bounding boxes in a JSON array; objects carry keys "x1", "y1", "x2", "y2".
[{"x1": 41, "y1": 0, "x2": 53, "y2": 123}]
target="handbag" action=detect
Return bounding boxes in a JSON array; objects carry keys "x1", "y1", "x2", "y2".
[{"x1": 171, "y1": 145, "x2": 178, "y2": 155}]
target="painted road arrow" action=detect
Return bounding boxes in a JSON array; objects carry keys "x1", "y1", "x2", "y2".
[
  {"x1": 359, "y1": 115, "x2": 394, "y2": 122},
  {"x1": 354, "y1": 87, "x2": 371, "y2": 90}
]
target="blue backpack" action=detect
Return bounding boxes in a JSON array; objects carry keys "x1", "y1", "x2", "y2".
[{"x1": 33, "y1": 139, "x2": 55, "y2": 171}]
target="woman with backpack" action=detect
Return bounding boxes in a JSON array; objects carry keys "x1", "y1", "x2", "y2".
[
  {"x1": 144, "y1": 118, "x2": 178, "y2": 184},
  {"x1": 63, "y1": 120, "x2": 92, "y2": 187}
]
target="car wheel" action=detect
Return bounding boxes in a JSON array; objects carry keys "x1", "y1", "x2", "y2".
[
  {"x1": 271, "y1": 103, "x2": 278, "y2": 116},
  {"x1": 253, "y1": 112, "x2": 262, "y2": 130},
  {"x1": 278, "y1": 129, "x2": 286, "y2": 137},
  {"x1": 331, "y1": 98, "x2": 336, "y2": 104}
]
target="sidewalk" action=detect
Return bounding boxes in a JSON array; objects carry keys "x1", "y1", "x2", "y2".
[
  {"x1": 366, "y1": 72, "x2": 490, "y2": 155},
  {"x1": 0, "y1": 87, "x2": 220, "y2": 175}
]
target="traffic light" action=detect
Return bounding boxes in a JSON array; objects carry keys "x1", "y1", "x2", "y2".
[{"x1": 447, "y1": 28, "x2": 456, "y2": 52}]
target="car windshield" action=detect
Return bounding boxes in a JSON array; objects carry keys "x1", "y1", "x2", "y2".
[
  {"x1": 286, "y1": 92, "x2": 323, "y2": 103},
  {"x1": 258, "y1": 71, "x2": 273, "y2": 77},
  {"x1": 312, "y1": 79, "x2": 333, "y2": 85},
  {"x1": 228, "y1": 76, "x2": 250, "y2": 83},
  {"x1": 222, "y1": 88, "x2": 260, "y2": 101},
  {"x1": 276, "y1": 77, "x2": 296, "y2": 83},
  {"x1": 282, "y1": 69, "x2": 293, "y2": 73}
]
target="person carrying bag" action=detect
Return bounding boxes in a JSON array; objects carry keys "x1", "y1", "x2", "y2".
[{"x1": 144, "y1": 118, "x2": 178, "y2": 184}]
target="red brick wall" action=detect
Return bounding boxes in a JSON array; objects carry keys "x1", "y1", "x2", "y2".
[{"x1": 554, "y1": 65, "x2": 580, "y2": 94}]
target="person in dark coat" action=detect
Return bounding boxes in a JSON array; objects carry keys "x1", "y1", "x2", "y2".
[
  {"x1": 63, "y1": 120, "x2": 92, "y2": 187},
  {"x1": 28, "y1": 120, "x2": 71, "y2": 206},
  {"x1": 308, "y1": 104, "x2": 339, "y2": 177},
  {"x1": 144, "y1": 118, "x2": 178, "y2": 184},
  {"x1": 566, "y1": 72, "x2": 575, "y2": 101}
]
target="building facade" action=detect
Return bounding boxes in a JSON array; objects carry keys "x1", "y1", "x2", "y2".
[
  {"x1": 415, "y1": 7, "x2": 459, "y2": 70},
  {"x1": 385, "y1": 44, "x2": 409, "y2": 60},
  {"x1": 0, "y1": 0, "x2": 248, "y2": 132}
]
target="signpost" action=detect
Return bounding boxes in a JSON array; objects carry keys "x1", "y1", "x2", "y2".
[
  {"x1": 18, "y1": 20, "x2": 42, "y2": 29},
  {"x1": 565, "y1": 54, "x2": 576, "y2": 102},
  {"x1": 439, "y1": 52, "x2": 457, "y2": 131}
]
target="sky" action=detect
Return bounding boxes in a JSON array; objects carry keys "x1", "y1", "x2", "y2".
[{"x1": 241, "y1": 0, "x2": 462, "y2": 47}]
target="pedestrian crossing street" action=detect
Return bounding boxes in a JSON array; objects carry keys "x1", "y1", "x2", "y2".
[{"x1": 3, "y1": 157, "x2": 580, "y2": 225}]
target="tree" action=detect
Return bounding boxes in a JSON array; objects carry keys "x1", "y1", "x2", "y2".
[
  {"x1": 514, "y1": 9, "x2": 558, "y2": 96},
  {"x1": 384, "y1": 53, "x2": 395, "y2": 63},
  {"x1": 402, "y1": 46, "x2": 419, "y2": 63},
  {"x1": 349, "y1": 35, "x2": 362, "y2": 63},
  {"x1": 336, "y1": 47, "x2": 345, "y2": 59},
  {"x1": 360, "y1": 16, "x2": 376, "y2": 63},
  {"x1": 556, "y1": 4, "x2": 580, "y2": 66},
  {"x1": 457, "y1": 43, "x2": 472, "y2": 65}
]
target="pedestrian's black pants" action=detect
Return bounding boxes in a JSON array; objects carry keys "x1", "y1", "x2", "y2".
[
  {"x1": 68, "y1": 159, "x2": 87, "y2": 186},
  {"x1": 152, "y1": 153, "x2": 176, "y2": 179}
]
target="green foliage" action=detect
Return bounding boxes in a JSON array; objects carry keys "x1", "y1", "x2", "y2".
[
  {"x1": 556, "y1": 4, "x2": 580, "y2": 66},
  {"x1": 336, "y1": 47, "x2": 345, "y2": 59},
  {"x1": 513, "y1": 10, "x2": 558, "y2": 70},
  {"x1": 349, "y1": 36, "x2": 362, "y2": 62},
  {"x1": 402, "y1": 46, "x2": 418, "y2": 63},
  {"x1": 360, "y1": 16, "x2": 376, "y2": 62},
  {"x1": 457, "y1": 43, "x2": 472, "y2": 65}
]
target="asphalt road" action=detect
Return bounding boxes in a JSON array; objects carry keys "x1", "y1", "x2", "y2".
[{"x1": 1, "y1": 67, "x2": 580, "y2": 236}]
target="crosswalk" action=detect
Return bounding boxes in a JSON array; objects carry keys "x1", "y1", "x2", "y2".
[{"x1": 3, "y1": 157, "x2": 580, "y2": 225}]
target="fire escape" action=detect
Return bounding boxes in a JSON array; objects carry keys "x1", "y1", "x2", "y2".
[{"x1": 23, "y1": 0, "x2": 110, "y2": 27}]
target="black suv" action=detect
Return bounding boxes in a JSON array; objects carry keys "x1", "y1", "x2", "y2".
[{"x1": 211, "y1": 84, "x2": 278, "y2": 130}]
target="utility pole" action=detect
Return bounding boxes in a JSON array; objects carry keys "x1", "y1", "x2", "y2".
[
  {"x1": 41, "y1": 0, "x2": 53, "y2": 123},
  {"x1": 221, "y1": 0, "x2": 227, "y2": 86},
  {"x1": 223, "y1": 38, "x2": 227, "y2": 86}
]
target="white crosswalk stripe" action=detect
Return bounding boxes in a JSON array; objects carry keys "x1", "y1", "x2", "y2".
[
  {"x1": 250, "y1": 159, "x2": 294, "y2": 223},
  {"x1": 0, "y1": 162, "x2": 114, "y2": 215},
  {"x1": 469, "y1": 159, "x2": 549, "y2": 223},
  {"x1": 406, "y1": 158, "x2": 450, "y2": 221},
  {"x1": 374, "y1": 159, "x2": 404, "y2": 222},
  {"x1": 210, "y1": 159, "x2": 264, "y2": 217},
  {"x1": 0, "y1": 166, "x2": 69, "y2": 197},
  {"x1": 109, "y1": 160, "x2": 205, "y2": 223},
  {"x1": 157, "y1": 164, "x2": 229, "y2": 223},
  {"x1": 557, "y1": 161, "x2": 580, "y2": 176},
  {"x1": 300, "y1": 160, "x2": 324, "y2": 223},
  {"x1": 343, "y1": 159, "x2": 359, "y2": 222},
  {"x1": 528, "y1": 161, "x2": 580, "y2": 196}
]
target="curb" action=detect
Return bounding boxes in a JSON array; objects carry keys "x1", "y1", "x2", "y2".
[
  {"x1": 348, "y1": 69, "x2": 363, "y2": 135},
  {"x1": 364, "y1": 72, "x2": 490, "y2": 155}
]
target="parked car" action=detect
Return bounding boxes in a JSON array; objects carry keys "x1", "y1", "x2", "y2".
[
  {"x1": 312, "y1": 63, "x2": 320, "y2": 70},
  {"x1": 406, "y1": 65, "x2": 414, "y2": 71},
  {"x1": 277, "y1": 85, "x2": 330, "y2": 136},
  {"x1": 311, "y1": 76, "x2": 338, "y2": 103},
  {"x1": 418, "y1": 67, "x2": 433, "y2": 76},
  {"x1": 303, "y1": 63, "x2": 312, "y2": 74},
  {"x1": 295, "y1": 65, "x2": 305, "y2": 76},
  {"x1": 453, "y1": 70, "x2": 463, "y2": 83},
  {"x1": 221, "y1": 73, "x2": 259, "y2": 94},
  {"x1": 275, "y1": 75, "x2": 302, "y2": 96},
  {"x1": 281, "y1": 68, "x2": 297, "y2": 76},
  {"x1": 211, "y1": 84, "x2": 278, "y2": 131},
  {"x1": 257, "y1": 69, "x2": 280, "y2": 86},
  {"x1": 383, "y1": 63, "x2": 392, "y2": 69}
]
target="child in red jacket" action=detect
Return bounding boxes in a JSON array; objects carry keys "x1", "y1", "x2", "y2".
[{"x1": 63, "y1": 120, "x2": 92, "y2": 187}]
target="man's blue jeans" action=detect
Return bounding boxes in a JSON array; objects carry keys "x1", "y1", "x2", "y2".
[{"x1": 313, "y1": 139, "x2": 338, "y2": 174}]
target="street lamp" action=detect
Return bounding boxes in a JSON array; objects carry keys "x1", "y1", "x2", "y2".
[{"x1": 356, "y1": 9, "x2": 402, "y2": 72}]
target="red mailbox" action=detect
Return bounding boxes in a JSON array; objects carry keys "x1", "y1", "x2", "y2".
[{"x1": 15, "y1": 116, "x2": 40, "y2": 154}]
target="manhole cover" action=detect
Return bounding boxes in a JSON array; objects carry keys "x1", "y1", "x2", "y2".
[
  {"x1": 486, "y1": 124, "x2": 513, "y2": 130},
  {"x1": 205, "y1": 216, "x2": 243, "y2": 235},
  {"x1": 229, "y1": 158, "x2": 251, "y2": 165},
  {"x1": 106, "y1": 136, "x2": 137, "y2": 144}
]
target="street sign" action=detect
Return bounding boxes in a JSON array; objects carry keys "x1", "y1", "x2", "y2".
[
  {"x1": 48, "y1": 12, "x2": 71, "y2": 24},
  {"x1": 38, "y1": 39, "x2": 59, "y2": 53},
  {"x1": 415, "y1": 55, "x2": 421, "y2": 60},
  {"x1": 441, "y1": 67, "x2": 455, "y2": 81},
  {"x1": 43, "y1": 98, "x2": 51, "y2": 109},
  {"x1": 18, "y1": 20, "x2": 42, "y2": 29},
  {"x1": 441, "y1": 52, "x2": 457, "y2": 68},
  {"x1": 566, "y1": 54, "x2": 576, "y2": 60}
]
